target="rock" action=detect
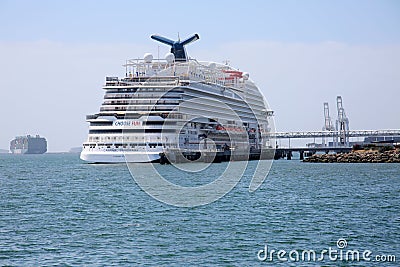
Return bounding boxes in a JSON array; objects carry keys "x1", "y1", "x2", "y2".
[{"x1": 302, "y1": 148, "x2": 400, "y2": 163}]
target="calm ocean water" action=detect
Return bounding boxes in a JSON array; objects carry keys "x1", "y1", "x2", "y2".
[{"x1": 0, "y1": 153, "x2": 399, "y2": 266}]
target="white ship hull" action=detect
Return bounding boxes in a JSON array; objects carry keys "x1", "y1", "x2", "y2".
[{"x1": 80, "y1": 150, "x2": 162, "y2": 163}]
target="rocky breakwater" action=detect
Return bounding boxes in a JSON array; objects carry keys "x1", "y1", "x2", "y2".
[{"x1": 303, "y1": 148, "x2": 400, "y2": 163}]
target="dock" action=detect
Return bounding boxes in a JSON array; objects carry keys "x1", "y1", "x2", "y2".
[{"x1": 268, "y1": 129, "x2": 400, "y2": 139}]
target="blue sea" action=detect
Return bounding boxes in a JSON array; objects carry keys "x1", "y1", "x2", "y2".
[{"x1": 0, "y1": 154, "x2": 399, "y2": 266}]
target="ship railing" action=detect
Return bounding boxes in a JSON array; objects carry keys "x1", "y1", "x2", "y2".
[
  {"x1": 122, "y1": 58, "x2": 247, "y2": 90},
  {"x1": 100, "y1": 106, "x2": 176, "y2": 112},
  {"x1": 103, "y1": 94, "x2": 182, "y2": 100},
  {"x1": 104, "y1": 76, "x2": 180, "y2": 87}
]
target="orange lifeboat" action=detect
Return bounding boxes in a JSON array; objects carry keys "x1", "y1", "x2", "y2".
[{"x1": 222, "y1": 70, "x2": 243, "y2": 78}]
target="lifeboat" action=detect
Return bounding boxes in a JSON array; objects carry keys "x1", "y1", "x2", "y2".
[{"x1": 222, "y1": 70, "x2": 243, "y2": 78}]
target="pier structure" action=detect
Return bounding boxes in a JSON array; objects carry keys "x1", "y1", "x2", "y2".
[
  {"x1": 270, "y1": 129, "x2": 400, "y2": 140},
  {"x1": 157, "y1": 129, "x2": 400, "y2": 163},
  {"x1": 269, "y1": 129, "x2": 400, "y2": 160}
]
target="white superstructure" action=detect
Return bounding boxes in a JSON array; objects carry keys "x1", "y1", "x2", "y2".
[{"x1": 80, "y1": 34, "x2": 274, "y2": 163}]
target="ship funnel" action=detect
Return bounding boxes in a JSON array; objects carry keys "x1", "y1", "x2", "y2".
[{"x1": 151, "y1": 33, "x2": 199, "y2": 62}]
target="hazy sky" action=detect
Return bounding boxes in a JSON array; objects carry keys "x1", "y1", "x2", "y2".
[{"x1": 1, "y1": 0, "x2": 399, "y2": 151}]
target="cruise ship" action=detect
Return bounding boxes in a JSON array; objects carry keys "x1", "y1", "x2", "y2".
[
  {"x1": 10, "y1": 135, "x2": 47, "y2": 154},
  {"x1": 80, "y1": 33, "x2": 274, "y2": 163}
]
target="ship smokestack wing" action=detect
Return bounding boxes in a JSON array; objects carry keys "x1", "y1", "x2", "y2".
[
  {"x1": 150, "y1": 33, "x2": 200, "y2": 62},
  {"x1": 150, "y1": 34, "x2": 175, "y2": 46},
  {"x1": 181, "y1": 34, "x2": 200, "y2": 46}
]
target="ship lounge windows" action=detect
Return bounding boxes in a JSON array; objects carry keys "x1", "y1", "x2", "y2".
[
  {"x1": 149, "y1": 143, "x2": 157, "y2": 148},
  {"x1": 148, "y1": 143, "x2": 163, "y2": 148},
  {"x1": 84, "y1": 143, "x2": 97, "y2": 148},
  {"x1": 89, "y1": 129, "x2": 176, "y2": 134}
]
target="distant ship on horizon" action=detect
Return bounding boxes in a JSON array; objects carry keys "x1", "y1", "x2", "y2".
[{"x1": 10, "y1": 135, "x2": 47, "y2": 154}]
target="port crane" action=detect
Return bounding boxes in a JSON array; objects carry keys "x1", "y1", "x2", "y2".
[
  {"x1": 335, "y1": 96, "x2": 350, "y2": 146},
  {"x1": 322, "y1": 102, "x2": 335, "y2": 146}
]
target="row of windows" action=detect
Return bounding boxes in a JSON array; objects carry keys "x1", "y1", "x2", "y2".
[
  {"x1": 102, "y1": 100, "x2": 179, "y2": 105},
  {"x1": 104, "y1": 94, "x2": 180, "y2": 99},
  {"x1": 89, "y1": 121, "x2": 177, "y2": 126},
  {"x1": 96, "y1": 112, "x2": 185, "y2": 120},
  {"x1": 104, "y1": 88, "x2": 138, "y2": 93},
  {"x1": 83, "y1": 143, "x2": 163, "y2": 149},
  {"x1": 104, "y1": 95, "x2": 182, "y2": 100},
  {"x1": 100, "y1": 106, "x2": 175, "y2": 112},
  {"x1": 89, "y1": 129, "x2": 177, "y2": 134},
  {"x1": 105, "y1": 88, "x2": 184, "y2": 93}
]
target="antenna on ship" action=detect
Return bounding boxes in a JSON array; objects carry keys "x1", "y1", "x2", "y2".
[{"x1": 150, "y1": 33, "x2": 200, "y2": 62}]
